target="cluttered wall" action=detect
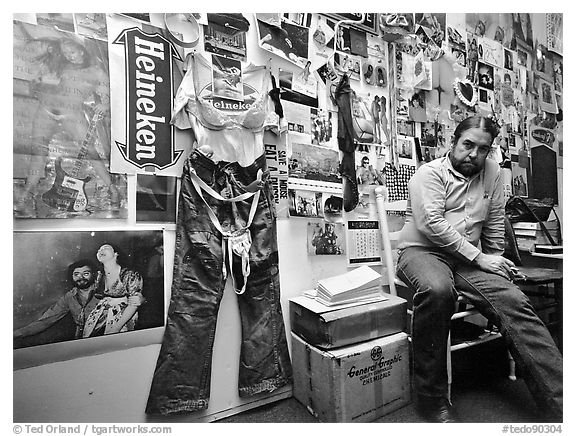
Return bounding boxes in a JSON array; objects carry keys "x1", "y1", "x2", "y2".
[{"x1": 12, "y1": 12, "x2": 563, "y2": 422}]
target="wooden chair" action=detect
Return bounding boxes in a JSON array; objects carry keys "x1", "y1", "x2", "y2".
[
  {"x1": 374, "y1": 186, "x2": 515, "y2": 399},
  {"x1": 503, "y1": 217, "x2": 563, "y2": 350}
]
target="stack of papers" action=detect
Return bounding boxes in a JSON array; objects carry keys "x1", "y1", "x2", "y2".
[{"x1": 315, "y1": 265, "x2": 384, "y2": 306}]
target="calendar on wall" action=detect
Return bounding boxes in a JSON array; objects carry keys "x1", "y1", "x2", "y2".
[{"x1": 346, "y1": 220, "x2": 382, "y2": 266}]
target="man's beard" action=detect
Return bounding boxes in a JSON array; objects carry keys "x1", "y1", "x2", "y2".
[
  {"x1": 75, "y1": 279, "x2": 94, "y2": 290},
  {"x1": 450, "y1": 152, "x2": 485, "y2": 177},
  {"x1": 453, "y1": 161, "x2": 482, "y2": 177}
]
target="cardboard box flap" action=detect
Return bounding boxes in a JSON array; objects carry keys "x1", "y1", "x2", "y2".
[
  {"x1": 326, "y1": 332, "x2": 409, "y2": 359},
  {"x1": 290, "y1": 294, "x2": 406, "y2": 323}
]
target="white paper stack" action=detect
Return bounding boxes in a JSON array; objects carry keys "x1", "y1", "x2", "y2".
[{"x1": 315, "y1": 265, "x2": 385, "y2": 306}]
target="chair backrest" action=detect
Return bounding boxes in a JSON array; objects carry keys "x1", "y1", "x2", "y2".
[
  {"x1": 503, "y1": 215, "x2": 523, "y2": 266},
  {"x1": 375, "y1": 186, "x2": 407, "y2": 296}
]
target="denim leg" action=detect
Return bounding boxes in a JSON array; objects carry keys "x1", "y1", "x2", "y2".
[
  {"x1": 454, "y1": 265, "x2": 563, "y2": 420},
  {"x1": 146, "y1": 152, "x2": 292, "y2": 415},
  {"x1": 236, "y1": 251, "x2": 293, "y2": 396},
  {"x1": 225, "y1": 157, "x2": 293, "y2": 396},
  {"x1": 146, "y1": 156, "x2": 225, "y2": 415},
  {"x1": 397, "y1": 247, "x2": 458, "y2": 399}
]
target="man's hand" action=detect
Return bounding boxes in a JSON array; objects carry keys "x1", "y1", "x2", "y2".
[
  {"x1": 128, "y1": 293, "x2": 146, "y2": 306},
  {"x1": 473, "y1": 253, "x2": 516, "y2": 280}
]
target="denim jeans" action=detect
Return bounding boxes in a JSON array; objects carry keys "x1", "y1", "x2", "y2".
[
  {"x1": 397, "y1": 246, "x2": 562, "y2": 420},
  {"x1": 146, "y1": 150, "x2": 293, "y2": 415}
]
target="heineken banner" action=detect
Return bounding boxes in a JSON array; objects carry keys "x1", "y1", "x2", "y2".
[{"x1": 107, "y1": 14, "x2": 193, "y2": 176}]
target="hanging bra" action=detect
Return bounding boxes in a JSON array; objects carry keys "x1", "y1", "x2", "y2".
[
  {"x1": 189, "y1": 54, "x2": 269, "y2": 131},
  {"x1": 188, "y1": 166, "x2": 263, "y2": 295}
]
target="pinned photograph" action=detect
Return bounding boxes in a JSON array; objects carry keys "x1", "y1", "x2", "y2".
[
  {"x1": 308, "y1": 222, "x2": 346, "y2": 255},
  {"x1": 466, "y1": 33, "x2": 479, "y2": 82},
  {"x1": 504, "y1": 48, "x2": 514, "y2": 71},
  {"x1": 310, "y1": 108, "x2": 336, "y2": 148},
  {"x1": 477, "y1": 36, "x2": 503, "y2": 68},
  {"x1": 136, "y1": 174, "x2": 177, "y2": 223},
  {"x1": 288, "y1": 189, "x2": 322, "y2": 218},
  {"x1": 211, "y1": 54, "x2": 243, "y2": 102},
  {"x1": 322, "y1": 193, "x2": 344, "y2": 223},
  {"x1": 538, "y1": 79, "x2": 558, "y2": 114},
  {"x1": 512, "y1": 13, "x2": 534, "y2": 50},
  {"x1": 36, "y1": 13, "x2": 75, "y2": 33},
  {"x1": 351, "y1": 92, "x2": 376, "y2": 143},
  {"x1": 478, "y1": 62, "x2": 494, "y2": 90},
  {"x1": 408, "y1": 89, "x2": 427, "y2": 122},
  {"x1": 279, "y1": 69, "x2": 318, "y2": 107},
  {"x1": 257, "y1": 18, "x2": 309, "y2": 68},
  {"x1": 13, "y1": 230, "x2": 165, "y2": 351},
  {"x1": 356, "y1": 153, "x2": 383, "y2": 186},
  {"x1": 289, "y1": 142, "x2": 340, "y2": 184},
  {"x1": 398, "y1": 136, "x2": 415, "y2": 165},
  {"x1": 465, "y1": 13, "x2": 514, "y2": 49},
  {"x1": 74, "y1": 13, "x2": 108, "y2": 40}
]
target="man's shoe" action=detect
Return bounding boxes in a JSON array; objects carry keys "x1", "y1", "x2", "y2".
[{"x1": 416, "y1": 396, "x2": 459, "y2": 423}]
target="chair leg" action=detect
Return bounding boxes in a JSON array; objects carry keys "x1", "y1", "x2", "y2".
[
  {"x1": 447, "y1": 331, "x2": 452, "y2": 403},
  {"x1": 508, "y1": 351, "x2": 517, "y2": 380}
]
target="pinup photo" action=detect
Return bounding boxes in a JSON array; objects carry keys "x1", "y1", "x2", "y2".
[
  {"x1": 13, "y1": 20, "x2": 127, "y2": 219},
  {"x1": 13, "y1": 230, "x2": 165, "y2": 350}
]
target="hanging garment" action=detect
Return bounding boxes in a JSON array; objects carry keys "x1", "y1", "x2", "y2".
[
  {"x1": 334, "y1": 73, "x2": 359, "y2": 212},
  {"x1": 147, "y1": 53, "x2": 291, "y2": 415},
  {"x1": 146, "y1": 151, "x2": 292, "y2": 415},
  {"x1": 171, "y1": 53, "x2": 281, "y2": 166}
]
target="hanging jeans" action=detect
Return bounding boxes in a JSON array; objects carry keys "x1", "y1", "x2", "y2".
[
  {"x1": 397, "y1": 246, "x2": 563, "y2": 421},
  {"x1": 146, "y1": 150, "x2": 293, "y2": 416}
]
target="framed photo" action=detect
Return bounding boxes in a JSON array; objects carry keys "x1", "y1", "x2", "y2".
[{"x1": 14, "y1": 229, "x2": 166, "y2": 369}]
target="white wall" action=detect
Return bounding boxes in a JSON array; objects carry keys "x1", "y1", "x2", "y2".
[{"x1": 13, "y1": 216, "x2": 350, "y2": 423}]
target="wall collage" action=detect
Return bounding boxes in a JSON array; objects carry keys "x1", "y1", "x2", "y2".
[{"x1": 12, "y1": 13, "x2": 563, "y2": 353}]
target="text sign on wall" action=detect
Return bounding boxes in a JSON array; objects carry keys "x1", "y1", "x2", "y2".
[{"x1": 112, "y1": 27, "x2": 183, "y2": 171}]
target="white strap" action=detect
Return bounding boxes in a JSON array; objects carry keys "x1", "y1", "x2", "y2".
[
  {"x1": 189, "y1": 169, "x2": 262, "y2": 234},
  {"x1": 190, "y1": 167, "x2": 261, "y2": 202},
  {"x1": 189, "y1": 168, "x2": 263, "y2": 294}
]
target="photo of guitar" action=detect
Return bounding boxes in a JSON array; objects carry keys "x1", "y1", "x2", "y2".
[{"x1": 41, "y1": 111, "x2": 103, "y2": 213}]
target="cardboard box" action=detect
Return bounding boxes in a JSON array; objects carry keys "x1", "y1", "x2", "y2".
[
  {"x1": 289, "y1": 294, "x2": 407, "y2": 349},
  {"x1": 292, "y1": 332, "x2": 411, "y2": 423}
]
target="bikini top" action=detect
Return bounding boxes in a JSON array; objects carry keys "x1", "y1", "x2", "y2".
[{"x1": 181, "y1": 53, "x2": 271, "y2": 131}]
